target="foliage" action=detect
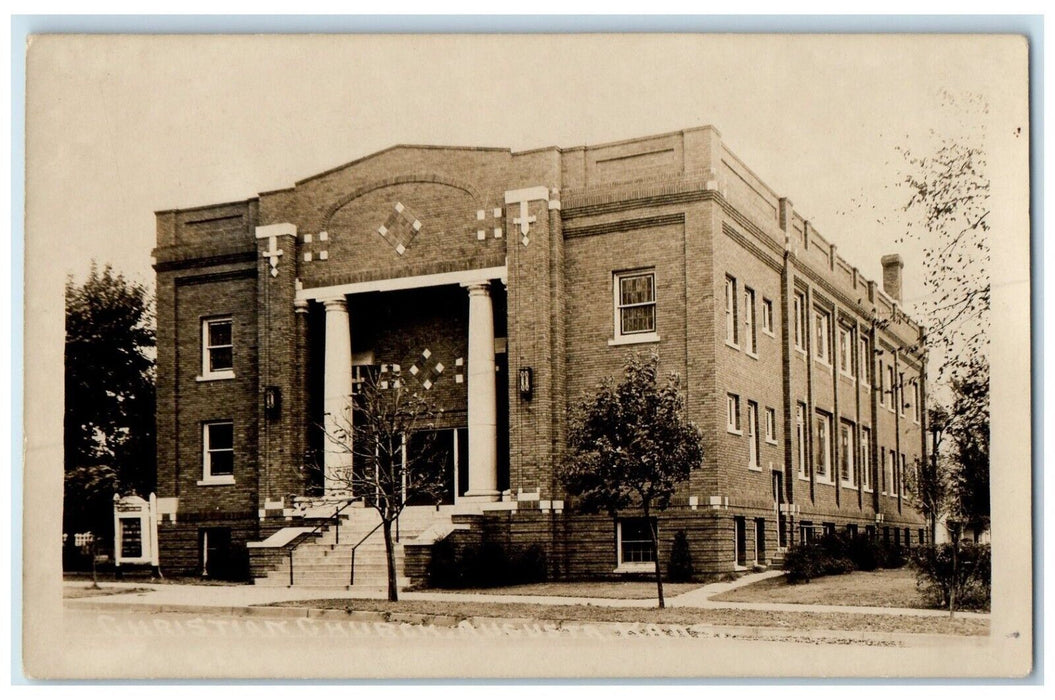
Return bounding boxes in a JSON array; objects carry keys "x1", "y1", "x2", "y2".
[
  {"x1": 946, "y1": 357, "x2": 990, "y2": 534},
  {"x1": 64, "y1": 262, "x2": 156, "y2": 543},
  {"x1": 560, "y1": 352, "x2": 704, "y2": 608},
  {"x1": 910, "y1": 542, "x2": 991, "y2": 611},
  {"x1": 667, "y1": 530, "x2": 695, "y2": 583},
  {"x1": 426, "y1": 539, "x2": 548, "y2": 589},
  {"x1": 784, "y1": 533, "x2": 905, "y2": 584},
  {"x1": 318, "y1": 368, "x2": 448, "y2": 601}
]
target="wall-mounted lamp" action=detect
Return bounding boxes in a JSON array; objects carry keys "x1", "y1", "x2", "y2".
[
  {"x1": 518, "y1": 367, "x2": 533, "y2": 399},
  {"x1": 265, "y1": 386, "x2": 281, "y2": 420}
]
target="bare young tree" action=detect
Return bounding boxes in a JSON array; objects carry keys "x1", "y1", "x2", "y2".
[{"x1": 317, "y1": 367, "x2": 448, "y2": 601}]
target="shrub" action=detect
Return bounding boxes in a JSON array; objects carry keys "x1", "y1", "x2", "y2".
[
  {"x1": 428, "y1": 538, "x2": 549, "y2": 589},
  {"x1": 668, "y1": 530, "x2": 694, "y2": 582},
  {"x1": 910, "y1": 542, "x2": 991, "y2": 611},
  {"x1": 847, "y1": 535, "x2": 879, "y2": 572},
  {"x1": 426, "y1": 538, "x2": 462, "y2": 589}
]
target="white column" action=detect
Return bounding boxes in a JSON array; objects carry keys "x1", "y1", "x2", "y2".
[
  {"x1": 322, "y1": 296, "x2": 354, "y2": 495},
  {"x1": 464, "y1": 281, "x2": 499, "y2": 499}
]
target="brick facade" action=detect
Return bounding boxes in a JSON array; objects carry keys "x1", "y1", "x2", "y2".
[{"x1": 153, "y1": 125, "x2": 926, "y2": 579}]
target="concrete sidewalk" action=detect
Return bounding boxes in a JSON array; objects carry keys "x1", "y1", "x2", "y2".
[{"x1": 62, "y1": 571, "x2": 989, "y2": 621}]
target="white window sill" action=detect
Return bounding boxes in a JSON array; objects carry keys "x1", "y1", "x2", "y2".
[
  {"x1": 797, "y1": 473, "x2": 811, "y2": 481},
  {"x1": 841, "y1": 481, "x2": 858, "y2": 489},
  {"x1": 762, "y1": 329, "x2": 776, "y2": 339},
  {"x1": 839, "y1": 371, "x2": 856, "y2": 382},
  {"x1": 816, "y1": 477, "x2": 835, "y2": 487},
  {"x1": 727, "y1": 427, "x2": 743, "y2": 436},
  {"x1": 863, "y1": 487, "x2": 874, "y2": 494},
  {"x1": 745, "y1": 350, "x2": 759, "y2": 360},
  {"x1": 795, "y1": 347, "x2": 807, "y2": 357},
  {"x1": 748, "y1": 464, "x2": 763, "y2": 472},
  {"x1": 724, "y1": 340, "x2": 741, "y2": 351},
  {"x1": 608, "y1": 332, "x2": 660, "y2": 347},
  {"x1": 614, "y1": 562, "x2": 655, "y2": 574},
  {"x1": 765, "y1": 438, "x2": 779, "y2": 446},
  {"x1": 197, "y1": 476, "x2": 236, "y2": 486},
  {"x1": 814, "y1": 357, "x2": 832, "y2": 369},
  {"x1": 197, "y1": 371, "x2": 235, "y2": 382}
]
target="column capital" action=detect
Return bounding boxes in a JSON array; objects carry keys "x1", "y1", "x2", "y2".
[
  {"x1": 463, "y1": 281, "x2": 492, "y2": 296},
  {"x1": 321, "y1": 296, "x2": 348, "y2": 312},
  {"x1": 294, "y1": 298, "x2": 310, "y2": 314}
]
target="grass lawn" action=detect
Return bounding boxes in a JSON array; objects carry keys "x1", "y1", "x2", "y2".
[
  {"x1": 63, "y1": 585, "x2": 155, "y2": 599},
  {"x1": 272, "y1": 597, "x2": 988, "y2": 637},
  {"x1": 447, "y1": 581, "x2": 703, "y2": 599},
  {"x1": 711, "y1": 567, "x2": 926, "y2": 609}
]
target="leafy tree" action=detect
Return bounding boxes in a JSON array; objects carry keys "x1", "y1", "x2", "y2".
[
  {"x1": 318, "y1": 367, "x2": 447, "y2": 601},
  {"x1": 947, "y1": 356, "x2": 990, "y2": 537},
  {"x1": 560, "y1": 353, "x2": 704, "y2": 608},
  {"x1": 64, "y1": 262, "x2": 156, "y2": 546},
  {"x1": 916, "y1": 404, "x2": 952, "y2": 544}
]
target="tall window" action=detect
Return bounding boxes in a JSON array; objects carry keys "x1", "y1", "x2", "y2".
[
  {"x1": 794, "y1": 292, "x2": 806, "y2": 351},
  {"x1": 747, "y1": 401, "x2": 759, "y2": 469},
  {"x1": 762, "y1": 298, "x2": 774, "y2": 334},
  {"x1": 765, "y1": 407, "x2": 776, "y2": 443},
  {"x1": 887, "y1": 366, "x2": 897, "y2": 411},
  {"x1": 614, "y1": 270, "x2": 656, "y2": 339},
  {"x1": 885, "y1": 449, "x2": 896, "y2": 495},
  {"x1": 913, "y1": 382, "x2": 921, "y2": 423},
  {"x1": 898, "y1": 372, "x2": 907, "y2": 416},
  {"x1": 815, "y1": 411, "x2": 832, "y2": 482},
  {"x1": 201, "y1": 317, "x2": 234, "y2": 379},
  {"x1": 727, "y1": 393, "x2": 741, "y2": 433},
  {"x1": 838, "y1": 326, "x2": 853, "y2": 376},
  {"x1": 840, "y1": 421, "x2": 854, "y2": 485},
  {"x1": 202, "y1": 421, "x2": 234, "y2": 483},
  {"x1": 796, "y1": 403, "x2": 808, "y2": 478},
  {"x1": 879, "y1": 362, "x2": 889, "y2": 407},
  {"x1": 814, "y1": 308, "x2": 831, "y2": 364},
  {"x1": 860, "y1": 427, "x2": 872, "y2": 491},
  {"x1": 900, "y1": 453, "x2": 908, "y2": 496},
  {"x1": 858, "y1": 336, "x2": 870, "y2": 385},
  {"x1": 744, "y1": 287, "x2": 757, "y2": 354},
  {"x1": 725, "y1": 276, "x2": 739, "y2": 345}
]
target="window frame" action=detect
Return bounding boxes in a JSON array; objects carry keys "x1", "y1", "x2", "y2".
[
  {"x1": 796, "y1": 402, "x2": 808, "y2": 480},
  {"x1": 199, "y1": 317, "x2": 235, "y2": 381},
  {"x1": 838, "y1": 325, "x2": 854, "y2": 378},
  {"x1": 839, "y1": 420, "x2": 855, "y2": 487},
  {"x1": 813, "y1": 307, "x2": 831, "y2": 365},
  {"x1": 814, "y1": 410, "x2": 833, "y2": 484},
  {"x1": 764, "y1": 406, "x2": 778, "y2": 445},
  {"x1": 615, "y1": 517, "x2": 656, "y2": 572},
  {"x1": 793, "y1": 292, "x2": 807, "y2": 353},
  {"x1": 727, "y1": 393, "x2": 742, "y2": 434},
  {"x1": 858, "y1": 336, "x2": 871, "y2": 386},
  {"x1": 610, "y1": 269, "x2": 660, "y2": 346},
  {"x1": 747, "y1": 400, "x2": 760, "y2": 470},
  {"x1": 200, "y1": 420, "x2": 235, "y2": 485},
  {"x1": 725, "y1": 275, "x2": 739, "y2": 348},
  {"x1": 761, "y1": 298, "x2": 774, "y2": 336},
  {"x1": 744, "y1": 286, "x2": 757, "y2": 356},
  {"x1": 860, "y1": 427, "x2": 872, "y2": 492}
]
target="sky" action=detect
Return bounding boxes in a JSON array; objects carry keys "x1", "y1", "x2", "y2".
[{"x1": 25, "y1": 32, "x2": 1027, "y2": 339}]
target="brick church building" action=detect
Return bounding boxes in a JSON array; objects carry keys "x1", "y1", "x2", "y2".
[{"x1": 152, "y1": 126, "x2": 927, "y2": 585}]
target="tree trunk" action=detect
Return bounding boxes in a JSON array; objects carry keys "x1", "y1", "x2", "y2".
[
  {"x1": 647, "y1": 514, "x2": 665, "y2": 609},
  {"x1": 382, "y1": 517, "x2": 399, "y2": 602},
  {"x1": 949, "y1": 525, "x2": 959, "y2": 618}
]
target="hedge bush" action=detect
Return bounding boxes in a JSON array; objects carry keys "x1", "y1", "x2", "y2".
[
  {"x1": 784, "y1": 533, "x2": 905, "y2": 584},
  {"x1": 427, "y1": 538, "x2": 549, "y2": 589},
  {"x1": 668, "y1": 530, "x2": 695, "y2": 582},
  {"x1": 910, "y1": 542, "x2": 991, "y2": 611}
]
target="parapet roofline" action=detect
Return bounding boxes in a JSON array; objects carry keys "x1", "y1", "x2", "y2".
[
  {"x1": 294, "y1": 143, "x2": 513, "y2": 186},
  {"x1": 154, "y1": 197, "x2": 256, "y2": 217}
]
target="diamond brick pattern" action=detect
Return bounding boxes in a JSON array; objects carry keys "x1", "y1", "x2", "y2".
[{"x1": 377, "y1": 201, "x2": 424, "y2": 256}]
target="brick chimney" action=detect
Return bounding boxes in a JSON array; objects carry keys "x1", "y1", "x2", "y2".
[{"x1": 881, "y1": 254, "x2": 903, "y2": 302}]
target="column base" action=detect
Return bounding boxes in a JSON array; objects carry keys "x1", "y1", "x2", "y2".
[{"x1": 460, "y1": 490, "x2": 501, "y2": 502}]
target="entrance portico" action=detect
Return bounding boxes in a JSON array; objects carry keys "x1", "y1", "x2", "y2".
[{"x1": 297, "y1": 265, "x2": 507, "y2": 502}]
